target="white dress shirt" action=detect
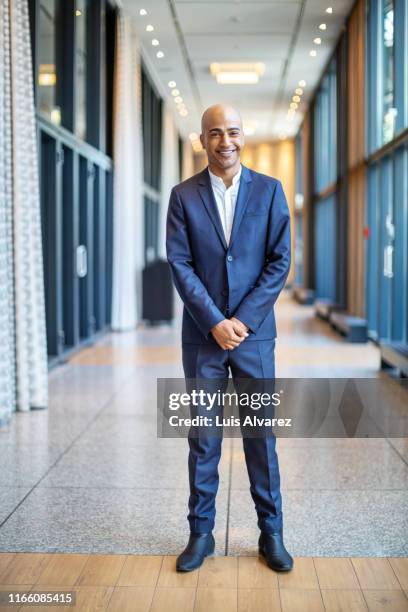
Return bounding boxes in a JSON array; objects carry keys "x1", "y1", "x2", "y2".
[{"x1": 208, "y1": 165, "x2": 242, "y2": 245}]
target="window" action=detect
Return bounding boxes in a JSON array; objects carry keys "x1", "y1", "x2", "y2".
[
  {"x1": 75, "y1": 0, "x2": 88, "y2": 140},
  {"x1": 382, "y1": 0, "x2": 396, "y2": 143},
  {"x1": 37, "y1": 0, "x2": 60, "y2": 124}
]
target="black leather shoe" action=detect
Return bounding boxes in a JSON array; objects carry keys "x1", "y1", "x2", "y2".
[
  {"x1": 259, "y1": 530, "x2": 294, "y2": 572},
  {"x1": 176, "y1": 533, "x2": 215, "y2": 572}
]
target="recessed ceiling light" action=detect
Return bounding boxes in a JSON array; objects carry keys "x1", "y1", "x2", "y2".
[
  {"x1": 168, "y1": 80, "x2": 176, "y2": 88},
  {"x1": 310, "y1": 50, "x2": 317, "y2": 57},
  {"x1": 146, "y1": 24, "x2": 154, "y2": 32},
  {"x1": 171, "y1": 89, "x2": 180, "y2": 96},
  {"x1": 156, "y1": 51, "x2": 164, "y2": 58},
  {"x1": 292, "y1": 95, "x2": 300, "y2": 102},
  {"x1": 319, "y1": 23, "x2": 327, "y2": 30},
  {"x1": 290, "y1": 102, "x2": 298, "y2": 109},
  {"x1": 75, "y1": 9, "x2": 81, "y2": 16},
  {"x1": 139, "y1": 9, "x2": 147, "y2": 16},
  {"x1": 210, "y1": 62, "x2": 265, "y2": 85},
  {"x1": 295, "y1": 88, "x2": 303, "y2": 95},
  {"x1": 299, "y1": 80, "x2": 306, "y2": 87},
  {"x1": 152, "y1": 39, "x2": 159, "y2": 46},
  {"x1": 314, "y1": 37, "x2": 322, "y2": 45},
  {"x1": 326, "y1": 7, "x2": 333, "y2": 13},
  {"x1": 174, "y1": 96, "x2": 183, "y2": 103}
]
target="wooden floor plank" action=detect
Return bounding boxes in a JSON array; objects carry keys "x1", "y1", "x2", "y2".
[
  {"x1": 238, "y1": 588, "x2": 281, "y2": 612},
  {"x1": 280, "y1": 588, "x2": 324, "y2": 612},
  {"x1": 388, "y1": 558, "x2": 408, "y2": 590},
  {"x1": 197, "y1": 557, "x2": 238, "y2": 589},
  {"x1": 116, "y1": 555, "x2": 163, "y2": 587},
  {"x1": 75, "y1": 554, "x2": 127, "y2": 587},
  {"x1": 362, "y1": 589, "x2": 408, "y2": 611},
  {"x1": 313, "y1": 557, "x2": 360, "y2": 590},
  {"x1": 107, "y1": 586, "x2": 155, "y2": 612},
  {"x1": 320, "y1": 588, "x2": 368, "y2": 611},
  {"x1": 194, "y1": 587, "x2": 237, "y2": 612},
  {"x1": 150, "y1": 587, "x2": 196, "y2": 612},
  {"x1": 351, "y1": 558, "x2": 401, "y2": 590},
  {"x1": 0, "y1": 555, "x2": 16, "y2": 579},
  {"x1": 238, "y1": 557, "x2": 278, "y2": 589},
  {"x1": 157, "y1": 556, "x2": 198, "y2": 588},
  {"x1": 277, "y1": 558, "x2": 319, "y2": 590},
  {"x1": 35, "y1": 553, "x2": 89, "y2": 586},
  {"x1": 0, "y1": 554, "x2": 51, "y2": 585}
]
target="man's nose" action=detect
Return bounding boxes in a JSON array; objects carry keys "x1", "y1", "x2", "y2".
[{"x1": 220, "y1": 132, "x2": 231, "y2": 146}]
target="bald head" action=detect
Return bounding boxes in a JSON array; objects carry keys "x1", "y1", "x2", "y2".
[
  {"x1": 201, "y1": 104, "x2": 242, "y2": 133},
  {"x1": 200, "y1": 104, "x2": 244, "y2": 174}
]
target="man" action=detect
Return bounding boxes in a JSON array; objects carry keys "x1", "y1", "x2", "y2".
[{"x1": 166, "y1": 104, "x2": 293, "y2": 572}]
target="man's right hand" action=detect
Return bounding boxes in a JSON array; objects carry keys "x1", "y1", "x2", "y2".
[{"x1": 210, "y1": 319, "x2": 248, "y2": 350}]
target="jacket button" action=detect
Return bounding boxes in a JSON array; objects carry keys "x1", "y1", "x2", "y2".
[
  {"x1": 227, "y1": 255, "x2": 233, "y2": 262},
  {"x1": 221, "y1": 289, "x2": 228, "y2": 296}
]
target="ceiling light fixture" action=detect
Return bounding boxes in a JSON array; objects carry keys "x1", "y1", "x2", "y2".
[
  {"x1": 152, "y1": 39, "x2": 159, "y2": 46},
  {"x1": 326, "y1": 7, "x2": 333, "y2": 13},
  {"x1": 292, "y1": 95, "x2": 300, "y2": 102},
  {"x1": 139, "y1": 8, "x2": 147, "y2": 16},
  {"x1": 210, "y1": 62, "x2": 265, "y2": 85},
  {"x1": 146, "y1": 24, "x2": 154, "y2": 32},
  {"x1": 299, "y1": 80, "x2": 306, "y2": 87},
  {"x1": 310, "y1": 50, "x2": 317, "y2": 57},
  {"x1": 171, "y1": 89, "x2": 180, "y2": 96},
  {"x1": 174, "y1": 96, "x2": 183, "y2": 103},
  {"x1": 156, "y1": 51, "x2": 164, "y2": 58},
  {"x1": 295, "y1": 88, "x2": 303, "y2": 95},
  {"x1": 168, "y1": 80, "x2": 176, "y2": 88},
  {"x1": 314, "y1": 37, "x2": 322, "y2": 44},
  {"x1": 319, "y1": 23, "x2": 327, "y2": 30}
]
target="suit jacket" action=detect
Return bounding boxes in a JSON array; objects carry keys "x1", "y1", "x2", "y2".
[{"x1": 166, "y1": 164, "x2": 291, "y2": 345}]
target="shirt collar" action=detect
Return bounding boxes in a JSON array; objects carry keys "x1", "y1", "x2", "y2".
[{"x1": 208, "y1": 164, "x2": 242, "y2": 189}]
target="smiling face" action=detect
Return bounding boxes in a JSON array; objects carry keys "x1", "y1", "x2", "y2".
[{"x1": 200, "y1": 105, "x2": 244, "y2": 172}]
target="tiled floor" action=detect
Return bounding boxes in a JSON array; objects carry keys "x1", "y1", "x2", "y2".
[{"x1": 0, "y1": 292, "x2": 407, "y2": 558}]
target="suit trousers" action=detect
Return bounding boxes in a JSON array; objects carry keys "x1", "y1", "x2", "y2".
[{"x1": 182, "y1": 339, "x2": 283, "y2": 535}]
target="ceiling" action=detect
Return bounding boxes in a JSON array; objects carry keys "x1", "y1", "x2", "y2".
[{"x1": 124, "y1": 0, "x2": 355, "y2": 142}]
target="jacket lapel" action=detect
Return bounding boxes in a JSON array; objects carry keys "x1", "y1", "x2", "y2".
[
  {"x1": 228, "y1": 165, "x2": 253, "y2": 249},
  {"x1": 197, "y1": 168, "x2": 228, "y2": 250}
]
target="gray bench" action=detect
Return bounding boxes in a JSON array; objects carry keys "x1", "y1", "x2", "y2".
[
  {"x1": 329, "y1": 312, "x2": 368, "y2": 343},
  {"x1": 293, "y1": 286, "x2": 315, "y2": 305},
  {"x1": 315, "y1": 299, "x2": 341, "y2": 321},
  {"x1": 380, "y1": 343, "x2": 408, "y2": 377}
]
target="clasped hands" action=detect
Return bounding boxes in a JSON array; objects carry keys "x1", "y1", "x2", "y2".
[{"x1": 210, "y1": 317, "x2": 249, "y2": 350}]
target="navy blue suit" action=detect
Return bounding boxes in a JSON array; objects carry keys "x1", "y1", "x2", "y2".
[{"x1": 166, "y1": 165, "x2": 291, "y2": 534}]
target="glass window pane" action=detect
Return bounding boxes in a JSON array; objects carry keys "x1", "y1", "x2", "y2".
[
  {"x1": 38, "y1": 0, "x2": 60, "y2": 125},
  {"x1": 75, "y1": 0, "x2": 87, "y2": 140},
  {"x1": 382, "y1": 0, "x2": 396, "y2": 143}
]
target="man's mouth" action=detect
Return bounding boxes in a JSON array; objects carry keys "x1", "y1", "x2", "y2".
[{"x1": 217, "y1": 149, "x2": 236, "y2": 157}]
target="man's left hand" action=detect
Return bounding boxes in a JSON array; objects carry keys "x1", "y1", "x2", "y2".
[{"x1": 229, "y1": 317, "x2": 249, "y2": 342}]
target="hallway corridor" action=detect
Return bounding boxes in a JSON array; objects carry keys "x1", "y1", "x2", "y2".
[{"x1": 0, "y1": 293, "x2": 406, "y2": 560}]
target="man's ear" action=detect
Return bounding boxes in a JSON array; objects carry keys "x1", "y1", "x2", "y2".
[{"x1": 199, "y1": 134, "x2": 205, "y2": 149}]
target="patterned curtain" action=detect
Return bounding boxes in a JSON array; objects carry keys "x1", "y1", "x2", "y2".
[
  {"x1": 111, "y1": 12, "x2": 144, "y2": 330},
  {"x1": 0, "y1": 0, "x2": 48, "y2": 427}
]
